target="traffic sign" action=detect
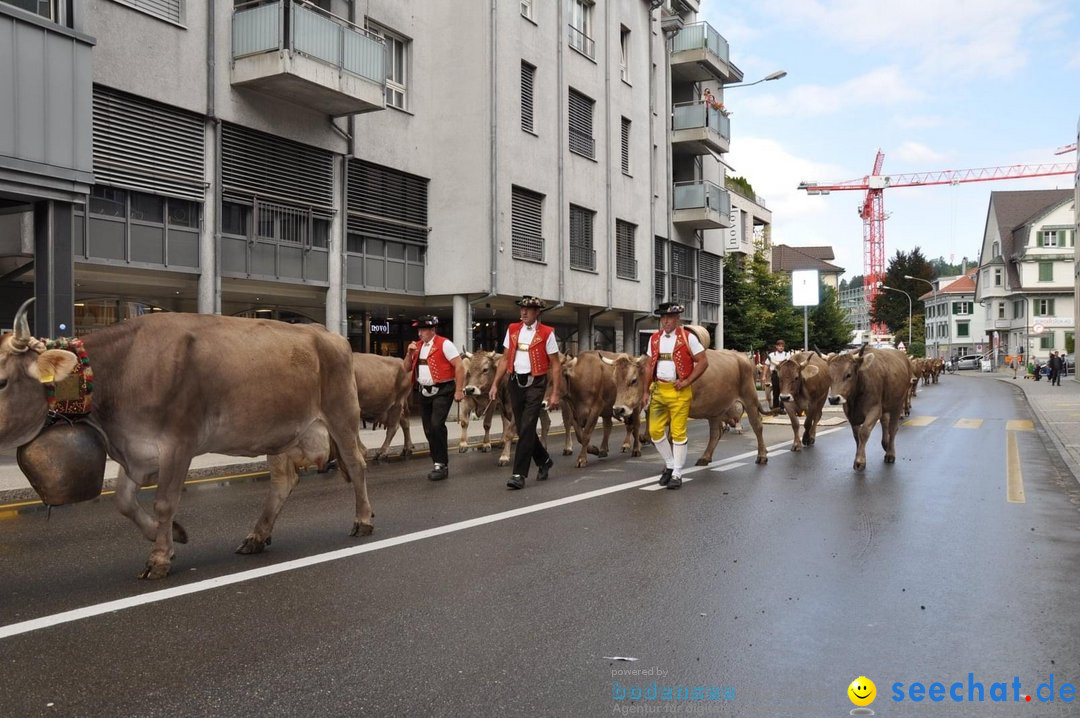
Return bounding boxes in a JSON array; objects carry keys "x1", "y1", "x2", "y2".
[{"x1": 1032, "y1": 324, "x2": 1045, "y2": 335}]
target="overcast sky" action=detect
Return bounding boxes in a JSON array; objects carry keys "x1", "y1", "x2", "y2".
[{"x1": 704, "y1": 0, "x2": 1078, "y2": 279}]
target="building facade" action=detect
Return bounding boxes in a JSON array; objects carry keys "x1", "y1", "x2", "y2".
[
  {"x1": 1, "y1": 0, "x2": 748, "y2": 354},
  {"x1": 974, "y1": 189, "x2": 1076, "y2": 363},
  {"x1": 920, "y1": 272, "x2": 985, "y2": 359}
]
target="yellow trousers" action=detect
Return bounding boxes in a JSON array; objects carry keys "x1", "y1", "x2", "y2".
[{"x1": 648, "y1": 381, "x2": 692, "y2": 443}]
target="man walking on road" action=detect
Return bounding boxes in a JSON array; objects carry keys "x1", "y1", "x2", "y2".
[
  {"x1": 641, "y1": 302, "x2": 708, "y2": 489},
  {"x1": 491, "y1": 296, "x2": 562, "y2": 490},
  {"x1": 404, "y1": 315, "x2": 465, "y2": 481},
  {"x1": 767, "y1": 338, "x2": 791, "y2": 414}
]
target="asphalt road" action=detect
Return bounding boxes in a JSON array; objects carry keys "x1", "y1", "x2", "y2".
[{"x1": 1, "y1": 376, "x2": 1079, "y2": 717}]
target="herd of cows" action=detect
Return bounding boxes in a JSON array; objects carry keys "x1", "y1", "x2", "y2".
[{"x1": 0, "y1": 301, "x2": 944, "y2": 579}]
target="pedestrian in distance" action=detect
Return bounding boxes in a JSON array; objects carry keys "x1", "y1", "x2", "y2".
[
  {"x1": 640, "y1": 302, "x2": 708, "y2": 490},
  {"x1": 1049, "y1": 351, "x2": 1062, "y2": 386},
  {"x1": 1009, "y1": 354, "x2": 1019, "y2": 379},
  {"x1": 404, "y1": 315, "x2": 465, "y2": 481},
  {"x1": 490, "y1": 296, "x2": 562, "y2": 490},
  {"x1": 767, "y1": 338, "x2": 791, "y2": 415}
]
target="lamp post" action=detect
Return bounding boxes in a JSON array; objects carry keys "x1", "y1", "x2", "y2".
[
  {"x1": 905, "y1": 275, "x2": 935, "y2": 357},
  {"x1": 723, "y1": 70, "x2": 788, "y2": 89},
  {"x1": 880, "y1": 285, "x2": 912, "y2": 349}
]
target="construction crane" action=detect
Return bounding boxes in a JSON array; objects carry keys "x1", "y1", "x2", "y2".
[{"x1": 798, "y1": 151, "x2": 1076, "y2": 328}]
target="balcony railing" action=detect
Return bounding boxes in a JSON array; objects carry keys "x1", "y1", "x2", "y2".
[
  {"x1": 672, "y1": 22, "x2": 730, "y2": 65},
  {"x1": 570, "y1": 244, "x2": 597, "y2": 271},
  {"x1": 567, "y1": 24, "x2": 595, "y2": 59},
  {"x1": 673, "y1": 180, "x2": 730, "y2": 214},
  {"x1": 672, "y1": 101, "x2": 730, "y2": 137}
]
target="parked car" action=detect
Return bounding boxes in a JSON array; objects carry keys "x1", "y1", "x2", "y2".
[
  {"x1": 1064, "y1": 353, "x2": 1075, "y2": 373},
  {"x1": 955, "y1": 354, "x2": 982, "y2": 370}
]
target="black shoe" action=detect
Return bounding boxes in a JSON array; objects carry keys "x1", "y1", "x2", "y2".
[
  {"x1": 658, "y1": 468, "x2": 673, "y2": 486},
  {"x1": 667, "y1": 475, "x2": 682, "y2": 490},
  {"x1": 506, "y1": 474, "x2": 525, "y2": 490},
  {"x1": 537, "y1": 458, "x2": 554, "y2": 481},
  {"x1": 428, "y1": 464, "x2": 448, "y2": 481}
]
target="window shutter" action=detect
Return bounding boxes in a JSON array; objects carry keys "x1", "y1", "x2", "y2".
[
  {"x1": 114, "y1": 0, "x2": 184, "y2": 24},
  {"x1": 511, "y1": 186, "x2": 544, "y2": 261},
  {"x1": 568, "y1": 89, "x2": 595, "y2": 158},
  {"x1": 93, "y1": 86, "x2": 205, "y2": 201},
  {"x1": 569, "y1": 204, "x2": 595, "y2": 270},
  {"x1": 620, "y1": 117, "x2": 631, "y2": 174},
  {"x1": 615, "y1": 219, "x2": 636, "y2": 279},
  {"x1": 654, "y1": 236, "x2": 666, "y2": 301},
  {"x1": 698, "y1": 252, "x2": 721, "y2": 303},
  {"x1": 347, "y1": 159, "x2": 430, "y2": 244},
  {"x1": 521, "y1": 62, "x2": 536, "y2": 133},
  {"x1": 223, "y1": 123, "x2": 334, "y2": 211}
]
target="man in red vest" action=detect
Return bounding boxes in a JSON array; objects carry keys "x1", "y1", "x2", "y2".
[
  {"x1": 490, "y1": 296, "x2": 562, "y2": 490},
  {"x1": 404, "y1": 315, "x2": 465, "y2": 481},
  {"x1": 640, "y1": 302, "x2": 708, "y2": 489}
]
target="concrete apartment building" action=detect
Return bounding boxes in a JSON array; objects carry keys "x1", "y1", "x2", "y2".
[
  {"x1": 919, "y1": 272, "x2": 984, "y2": 359},
  {"x1": 974, "y1": 189, "x2": 1076, "y2": 363},
  {"x1": 0, "y1": 0, "x2": 751, "y2": 355}
]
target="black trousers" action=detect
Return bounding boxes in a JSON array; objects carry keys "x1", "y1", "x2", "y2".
[
  {"x1": 419, "y1": 382, "x2": 455, "y2": 465},
  {"x1": 771, "y1": 369, "x2": 781, "y2": 409},
  {"x1": 508, "y1": 373, "x2": 550, "y2": 478}
]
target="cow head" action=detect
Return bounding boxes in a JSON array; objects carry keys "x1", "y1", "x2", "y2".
[
  {"x1": 602, "y1": 353, "x2": 649, "y2": 421},
  {"x1": 0, "y1": 299, "x2": 79, "y2": 449},
  {"x1": 826, "y1": 346, "x2": 876, "y2": 406},
  {"x1": 776, "y1": 354, "x2": 820, "y2": 404},
  {"x1": 463, "y1": 351, "x2": 500, "y2": 396}
]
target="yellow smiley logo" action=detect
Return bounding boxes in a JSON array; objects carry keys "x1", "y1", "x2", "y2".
[{"x1": 848, "y1": 676, "x2": 876, "y2": 707}]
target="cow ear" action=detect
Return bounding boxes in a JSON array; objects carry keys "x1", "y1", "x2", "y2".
[
  {"x1": 859, "y1": 353, "x2": 877, "y2": 370},
  {"x1": 802, "y1": 364, "x2": 820, "y2": 379},
  {"x1": 27, "y1": 349, "x2": 78, "y2": 384}
]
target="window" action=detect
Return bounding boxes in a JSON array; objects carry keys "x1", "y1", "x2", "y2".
[
  {"x1": 367, "y1": 22, "x2": 409, "y2": 109},
  {"x1": 998, "y1": 302, "x2": 1006, "y2": 319},
  {"x1": 3, "y1": 0, "x2": 54, "y2": 19},
  {"x1": 1013, "y1": 300, "x2": 1025, "y2": 318},
  {"x1": 616, "y1": 220, "x2": 636, "y2": 279},
  {"x1": 1038, "y1": 262, "x2": 1053, "y2": 282},
  {"x1": 1036, "y1": 298, "x2": 1055, "y2": 316},
  {"x1": 991, "y1": 241, "x2": 999, "y2": 258},
  {"x1": 1040, "y1": 335, "x2": 1055, "y2": 350},
  {"x1": 511, "y1": 186, "x2": 545, "y2": 262},
  {"x1": 80, "y1": 185, "x2": 200, "y2": 267},
  {"x1": 520, "y1": 0, "x2": 533, "y2": 20},
  {"x1": 568, "y1": 0, "x2": 594, "y2": 58},
  {"x1": 569, "y1": 204, "x2": 595, "y2": 271},
  {"x1": 620, "y1": 117, "x2": 631, "y2": 175},
  {"x1": 109, "y1": 0, "x2": 184, "y2": 25},
  {"x1": 956, "y1": 321, "x2": 969, "y2": 338},
  {"x1": 568, "y1": 89, "x2": 595, "y2": 159},
  {"x1": 670, "y1": 242, "x2": 696, "y2": 306},
  {"x1": 521, "y1": 62, "x2": 536, "y2": 133},
  {"x1": 654, "y1": 236, "x2": 667, "y2": 303},
  {"x1": 1037, "y1": 230, "x2": 1061, "y2": 247},
  {"x1": 698, "y1": 251, "x2": 721, "y2": 323},
  {"x1": 620, "y1": 25, "x2": 630, "y2": 82},
  {"x1": 993, "y1": 268, "x2": 1002, "y2": 286},
  {"x1": 951, "y1": 301, "x2": 972, "y2": 315}
]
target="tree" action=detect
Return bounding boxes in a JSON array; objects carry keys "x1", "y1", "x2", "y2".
[
  {"x1": 871, "y1": 247, "x2": 934, "y2": 334},
  {"x1": 807, "y1": 284, "x2": 853, "y2": 352}
]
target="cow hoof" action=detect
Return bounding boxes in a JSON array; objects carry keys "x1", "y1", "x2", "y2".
[
  {"x1": 755, "y1": 455, "x2": 768, "y2": 465},
  {"x1": 138, "y1": 561, "x2": 171, "y2": 580},
  {"x1": 621, "y1": 446, "x2": 628, "y2": 453},
  {"x1": 400, "y1": 448, "x2": 413, "y2": 457},
  {"x1": 587, "y1": 445, "x2": 600, "y2": 456},
  {"x1": 350, "y1": 520, "x2": 375, "y2": 537},
  {"x1": 804, "y1": 437, "x2": 815, "y2": 446},
  {"x1": 576, "y1": 459, "x2": 588, "y2": 468},
  {"x1": 694, "y1": 458, "x2": 708, "y2": 466},
  {"x1": 562, "y1": 448, "x2": 574, "y2": 456},
  {"x1": 497, "y1": 458, "x2": 510, "y2": 467},
  {"x1": 235, "y1": 535, "x2": 268, "y2": 554},
  {"x1": 884, "y1": 454, "x2": 896, "y2": 464},
  {"x1": 790, "y1": 444, "x2": 801, "y2": 452},
  {"x1": 854, "y1": 461, "x2": 865, "y2": 471},
  {"x1": 631, "y1": 449, "x2": 641, "y2": 458},
  {"x1": 598, "y1": 450, "x2": 608, "y2": 458},
  {"x1": 480, "y1": 444, "x2": 491, "y2": 453},
  {"x1": 172, "y1": 521, "x2": 189, "y2": 544},
  {"x1": 458, "y1": 445, "x2": 469, "y2": 454}
]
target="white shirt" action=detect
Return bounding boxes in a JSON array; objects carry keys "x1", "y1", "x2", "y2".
[
  {"x1": 768, "y1": 348, "x2": 791, "y2": 369},
  {"x1": 503, "y1": 323, "x2": 559, "y2": 375},
  {"x1": 416, "y1": 337, "x2": 460, "y2": 386},
  {"x1": 647, "y1": 330, "x2": 705, "y2": 382}
]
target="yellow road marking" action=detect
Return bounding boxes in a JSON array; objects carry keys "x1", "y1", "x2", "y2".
[
  {"x1": 1006, "y1": 420, "x2": 1034, "y2": 432},
  {"x1": 903, "y1": 416, "x2": 937, "y2": 426},
  {"x1": 953, "y1": 418, "x2": 983, "y2": 429},
  {"x1": 1006, "y1": 431, "x2": 1026, "y2": 503}
]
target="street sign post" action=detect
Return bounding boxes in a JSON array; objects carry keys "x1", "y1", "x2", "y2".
[{"x1": 791, "y1": 270, "x2": 820, "y2": 351}]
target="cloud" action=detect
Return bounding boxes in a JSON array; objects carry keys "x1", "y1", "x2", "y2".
[
  {"x1": 736, "y1": 66, "x2": 923, "y2": 118},
  {"x1": 894, "y1": 115, "x2": 947, "y2": 130},
  {"x1": 891, "y1": 141, "x2": 948, "y2": 165},
  {"x1": 1069, "y1": 49, "x2": 1080, "y2": 69}
]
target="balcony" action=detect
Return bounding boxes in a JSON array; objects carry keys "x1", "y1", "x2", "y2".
[
  {"x1": 670, "y1": 22, "x2": 742, "y2": 84},
  {"x1": 671, "y1": 101, "x2": 730, "y2": 156},
  {"x1": 673, "y1": 181, "x2": 731, "y2": 230},
  {"x1": 232, "y1": 0, "x2": 386, "y2": 116}
]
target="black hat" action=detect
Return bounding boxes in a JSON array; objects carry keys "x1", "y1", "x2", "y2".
[
  {"x1": 515, "y1": 295, "x2": 548, "y2": 309},
  {"x1": 653, "y1": 302, "x2": 685, "y2": 316},
  {"x1": 411, "y1": 315, "x2": 439, "y2": 328}
]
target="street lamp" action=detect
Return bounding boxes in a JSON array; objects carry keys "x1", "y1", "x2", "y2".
[
  {"x1": 905, "y1": 275, "x2": 935, "y2": 357},
  {"x1": 880, "y1": 285, "x2": 912, "y2": 349},
  {"x1": 724, "y1": 70, "x2": 787, "y2": 89}
]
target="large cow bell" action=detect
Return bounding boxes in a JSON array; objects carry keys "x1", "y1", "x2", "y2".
[{"x1": 17, "y1": 422, "x2": 107, "y2": 505}]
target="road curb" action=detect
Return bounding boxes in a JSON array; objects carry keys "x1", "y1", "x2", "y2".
[{"x1": 996, "y1": 376, "x2": 1080, "y2": 489}]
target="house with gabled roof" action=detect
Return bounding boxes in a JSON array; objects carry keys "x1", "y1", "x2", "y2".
[
  {"x1": 770, "y1": 244, "x2": 845, "y2": 290},
  {"x1": 974, "y1": 189, "x2": 1075, "y2": 363},
  {"x1": 918, "y1": 271, "x2": 984, "y2": 359}
]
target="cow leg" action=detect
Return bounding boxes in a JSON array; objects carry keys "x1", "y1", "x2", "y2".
[
  {"x1": 594, "y1": 414, "x2": 612, "y2": 458},
  {"x1": 697, "y1": 418, "x2": 723, "y2": 465},
  {"x1": 620, "y1": 421, "x2": 633, "y2": 453},
  {"x1": 741, "y1": 385, "x2": 769, "y2": 465},
  {"x1": 140, "y1": 451, "x2": 193, "y2": 579},
  {"x1": 114, "y1": 468, "x2": 187, "y2": 545},
  {"x1": 326, "y1": 425, "x2": 373, "y2": 538},
  {"x1": 481, "y1": 401, "x2": 498, "y2": 454},
  {"x1": 539, "y1": 408, "x2": 551, "y2": 449},
  {"x1": 399, "y1": 415, "x2": 414, "y2": 457},
  {"x1": 237, "y1": 450, "x2": 302, "y2": 554},
  {"x1": 852, "y1": 407, "x2": 882, "y2": 471},
  {"x1": 497, "y1": 404, "x2": 514, "y2": 466},
  {"x1": 561, "y1": 402, "x2": 577, "y2": 456},
  {"x1": 786, "y1": 404, "x2": 802, "y2": 452},
  {"x1": 803, "y1": 401, "x2": 824, "y2": 446},
  {"x1": 375, "y1": 403, "x2": 403, "y2": 460},
  {"x1": 458, "y1": 397, "x2": 474, "y2": 453},
  {"x1": 576, "y1": 413, "x2": 600, "y2": 467},
  {"x1": 882, "y1": 410, "x2": 900, "y2": 463}
]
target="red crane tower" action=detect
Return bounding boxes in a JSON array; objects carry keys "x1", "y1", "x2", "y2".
[{"x1": 799, "y1": 151, "x2": 1076, "y2": 330}]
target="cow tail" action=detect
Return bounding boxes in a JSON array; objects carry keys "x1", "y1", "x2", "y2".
[{"x1": 328, "y1": 438, "x2": 351, "y2": 483}]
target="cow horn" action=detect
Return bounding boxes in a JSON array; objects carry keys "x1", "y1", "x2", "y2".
[
  {"x1": 463, "y1": 351, "x2": 473, "y2": 359},
  {"x1": 9, "y1": 297, "x2": 34, "y2": 353},
  {"x1": 600, "y1": 355, "x2": 616, "y2": 366}
]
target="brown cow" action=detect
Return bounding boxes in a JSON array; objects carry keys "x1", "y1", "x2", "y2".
[
  {"x1": 459, "y1": 351, "x2": 553, "y2": 465},
  {"x1": 352, "y1": 353, "x2": 414, "y2": 460},
  {"x1": 826, "y1": 345, "x2": 912, "y2": 470},
  {"x1": 775, "y1": 351, "x2": 831, "y2": 452},
  {"x1": 0, "y1": 301, "x2": 372, "y2": 579},
  {"x1": 562, "y1": 351, "x2": 641, "y2": 467},
  {"x1": 610, "y1": 348, "x2": 769, "y2": 465}
]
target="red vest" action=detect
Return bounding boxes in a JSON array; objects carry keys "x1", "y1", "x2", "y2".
[
  {"x1": 411, "y1": 335, "x2": 455, "y2": 384},
  {"x1": 648, "y1": 328, "x2": 695, "y2": 381},
  {"x1": 506, "y1": 322, "x2": 553, "y2": 376}
]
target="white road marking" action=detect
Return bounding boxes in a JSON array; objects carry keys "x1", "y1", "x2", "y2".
[
  {"x1": 0, "y1": 427, "x2": 844, "y2": 641},
  {"x1": 711, "y1": 463, "x2": 747, "y2": 472}
]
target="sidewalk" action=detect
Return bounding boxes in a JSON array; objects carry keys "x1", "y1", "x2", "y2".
[
  {"x1": 979, "y1": 367, "x2": 1080, "y2": 486},
  {"x1": 0, "y1": 407, "x2": 565, "y2": 503}
]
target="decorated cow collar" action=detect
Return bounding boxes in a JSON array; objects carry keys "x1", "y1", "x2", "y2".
[{"x1": 41, "y1": 337, "x2": 93, "y2": 417}]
